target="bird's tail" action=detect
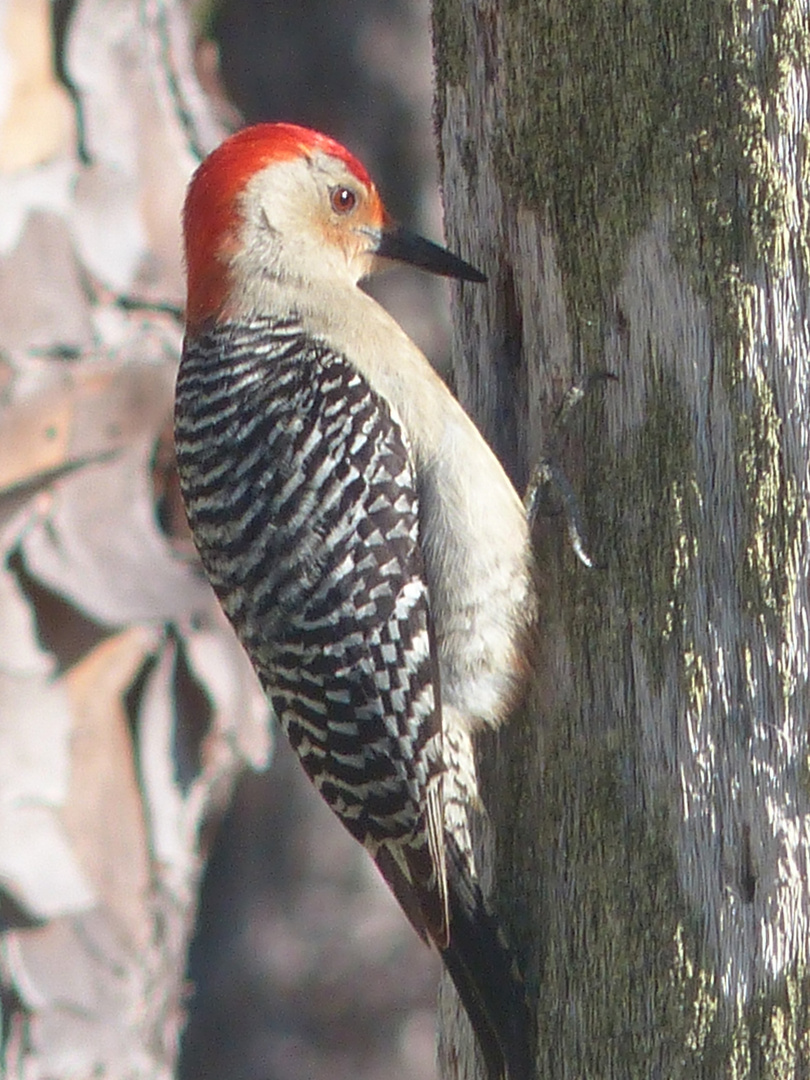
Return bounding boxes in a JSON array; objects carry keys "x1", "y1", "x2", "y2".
[
  {"x1": 374, "y1": 833, "x2": 532, "y2": 1080},
  {"x1": 439, "y1": 832, "x2": 534, "y2": 1080}
]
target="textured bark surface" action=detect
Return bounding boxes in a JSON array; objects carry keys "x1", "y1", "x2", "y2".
[{"x1": 433, "y1": 1, "x2": 810, "y2": 1077}]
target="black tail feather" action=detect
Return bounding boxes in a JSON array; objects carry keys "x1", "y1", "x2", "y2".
[{"x1": 440, "y1": 835, "x2": 533, "y2": 1080}]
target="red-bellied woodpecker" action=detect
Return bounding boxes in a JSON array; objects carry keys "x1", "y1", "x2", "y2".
[{"x1": 174, "y1": 123, "x2": 537, "y2": 1080}]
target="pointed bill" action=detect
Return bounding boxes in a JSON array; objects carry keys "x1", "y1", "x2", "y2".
[{"x1": 375, "y1": 225, "x2": 487, "y2": 283}]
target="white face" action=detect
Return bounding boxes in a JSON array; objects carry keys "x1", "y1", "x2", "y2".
[{"x1": 229, "y1": 151, "x2": 385, "y2": 298}]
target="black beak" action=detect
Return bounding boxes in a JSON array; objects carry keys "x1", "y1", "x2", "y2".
[{"x1": 375, "y1": 225, "x2": 487, "y2": 283}]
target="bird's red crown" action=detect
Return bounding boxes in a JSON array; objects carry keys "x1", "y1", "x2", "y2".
[{"x1": 183, "y1": 123, "x2": 374, "y2": 332}]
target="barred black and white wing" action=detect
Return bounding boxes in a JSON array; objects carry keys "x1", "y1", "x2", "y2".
[{"x1": 174, "y1": 316, "x2": 449, "y2": 945}]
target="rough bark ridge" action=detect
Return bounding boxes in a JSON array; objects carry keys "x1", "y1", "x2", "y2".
[
  {"x1": 0, "y1": 2, "x2": 270, "y2": 1076},
  {"x1": 433, "y1": 1, "x2": 810, "y2": 1077}
]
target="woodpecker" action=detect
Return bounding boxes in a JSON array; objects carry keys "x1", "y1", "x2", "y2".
[{"x1": 174, "y1": 123, "x2": 537, "y2": 1080}]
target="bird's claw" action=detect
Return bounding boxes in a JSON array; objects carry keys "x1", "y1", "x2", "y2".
[{"x1": 524, "y1": 371, "x2": 616, "y2": 569}]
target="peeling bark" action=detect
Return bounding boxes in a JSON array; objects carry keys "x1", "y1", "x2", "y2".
[{"x1": 0, "y1": 2, "x2": 269, "y2": 1076}]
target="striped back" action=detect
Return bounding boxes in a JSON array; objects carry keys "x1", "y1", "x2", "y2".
[{"x1": 174, "y1": 317, "x2": 443, "y2": 849}]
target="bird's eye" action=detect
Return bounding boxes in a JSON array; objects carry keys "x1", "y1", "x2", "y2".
[{"x1": 330, "y1": 186, "x2": 357, "y2": 215}]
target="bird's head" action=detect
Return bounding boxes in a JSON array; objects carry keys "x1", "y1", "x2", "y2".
[{"x1": 183, "y1": 123, "x2": 485, "y2": 333}]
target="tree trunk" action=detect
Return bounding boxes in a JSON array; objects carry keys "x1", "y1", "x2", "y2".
[
  {"x1": 0, "y1": 2, "x2": 270, "y2": 1076},
  {"x1": 433, "y1": 1, "x2": 810, "y2": 1077}
]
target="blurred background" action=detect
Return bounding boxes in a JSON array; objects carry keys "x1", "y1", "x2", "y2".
[{"x1": 180, "y1": 3, "x2": 446, "y2": 1079}]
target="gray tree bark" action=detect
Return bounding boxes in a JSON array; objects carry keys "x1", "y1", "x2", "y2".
[{"x1": 433, "y1": 1, "x2": 810, "y2": 1077}]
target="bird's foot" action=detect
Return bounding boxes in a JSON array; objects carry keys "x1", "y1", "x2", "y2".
[{"x1": 523, "y1": 371, "x2": 616, "y2": 569}]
